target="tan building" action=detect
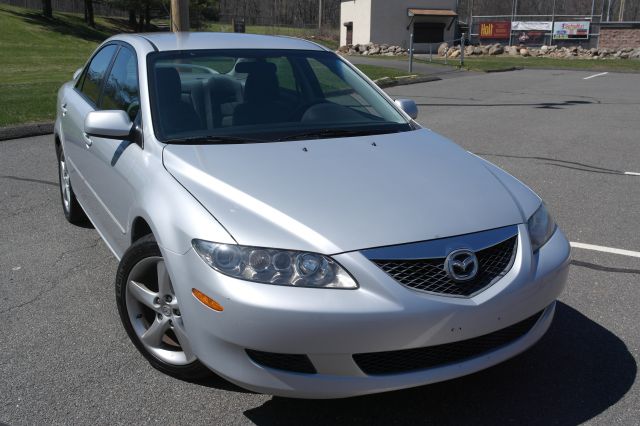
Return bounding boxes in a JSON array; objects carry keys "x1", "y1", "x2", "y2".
[{"x1": 340, "y1": 0, "x2": 458, "y2": 50}]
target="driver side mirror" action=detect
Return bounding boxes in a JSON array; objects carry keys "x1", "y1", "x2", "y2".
[
  {"x1": 394, "y1": 99, "x2": 418, "y2": 120},
  {"x1": 84, "y1": 110, "x2": 134, "y2": 140}
]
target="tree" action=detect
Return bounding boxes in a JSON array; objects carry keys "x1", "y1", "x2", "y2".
[
  {"x1": 84, "y1": 0, "x2": 95, "y2": 27},
  {"x1": 42, "y1": 0, "x2": 52, "y2": 18}
]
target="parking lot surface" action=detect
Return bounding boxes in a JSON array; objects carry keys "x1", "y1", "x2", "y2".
[{"x1": 1, "y1": 69, "x2": 639, "y2": 425}]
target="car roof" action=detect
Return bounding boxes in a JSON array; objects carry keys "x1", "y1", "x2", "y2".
[{"x1": 114, "y1": 32, "x2": 328, "y2": 53}]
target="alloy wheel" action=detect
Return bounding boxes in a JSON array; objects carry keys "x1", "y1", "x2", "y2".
[{"x1": 125, "y1": 256, "x2": 196, "y2": 365}]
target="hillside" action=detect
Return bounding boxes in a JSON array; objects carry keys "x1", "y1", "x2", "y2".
[{"x1": 0, "y1": 4, "x2": 133, "y2": 126}]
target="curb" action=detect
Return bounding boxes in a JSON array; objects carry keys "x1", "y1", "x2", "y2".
[
  {"x1": 375, "y1": 75, "x2": 441, "y2": 88},
  {"x1": 0, "y1": 122, "x2": 54, "y2": 141}
]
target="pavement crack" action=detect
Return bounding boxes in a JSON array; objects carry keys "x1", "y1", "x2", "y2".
[
  {"x1": 0, "y1": 175, "x2": 57, "y2": 187},
  {"x1": 0, "y1": 238, "x2": 104, "y2": 315},
  {"x1": 571, "y1": 260, "x2": 640, "y2": 275}
]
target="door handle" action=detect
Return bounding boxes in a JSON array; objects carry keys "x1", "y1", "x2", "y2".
[
  {"x1": 83, "y1": 133, "x2": 93, "y2": 147},
  {"x1": 61, "y1": 103, "x2": 67, "y2": 117}
]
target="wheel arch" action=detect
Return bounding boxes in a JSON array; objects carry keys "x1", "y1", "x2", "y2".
[{"x1": 131, "y1": 216, "x2": 153, "y2": 245}]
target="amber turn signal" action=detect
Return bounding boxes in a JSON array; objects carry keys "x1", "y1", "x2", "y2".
[{"x1": 192, "y1": 288, "x2": 224, "y2": 311}]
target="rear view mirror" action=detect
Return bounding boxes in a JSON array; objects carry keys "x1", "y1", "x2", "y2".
[
  {"x1": 84, "y1": 110, "x2": 134, "y2": 139},
  {"x1": 394, "y1": 99, "x2": 418, "y2": 120},
  {"x1": 73, "y1": 67, "x2": 83, "y2": 81}
]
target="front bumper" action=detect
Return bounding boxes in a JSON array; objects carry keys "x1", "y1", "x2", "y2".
[{"x1": 162, "y1": 224, "x2": 570, "y2": 398}]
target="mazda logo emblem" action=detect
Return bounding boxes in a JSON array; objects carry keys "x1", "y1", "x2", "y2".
[{"x1": 444, "y1": 249, "x2": 479, "y2": 283}]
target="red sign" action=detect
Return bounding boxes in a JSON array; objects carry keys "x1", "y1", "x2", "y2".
[{"x1": 479, "y1": 21, "x2": 511, "y2": 39}]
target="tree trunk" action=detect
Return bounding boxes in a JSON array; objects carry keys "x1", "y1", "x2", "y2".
[
  {"x1": 145, "y1": 1, "x2": 151, "y2": 29},
  {"x1": 129, "y1": 9, "x2": 137, "y2": 27},
  {"x1": 42, "y1": 0, "x2": 52, "y2": 18},
  {"x1": 84, "y1": 0, "x2": 95, "y2": 27}
]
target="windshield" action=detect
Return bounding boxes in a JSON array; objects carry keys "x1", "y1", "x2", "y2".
[{"x1": 147, "y1": 49, "x2": 412, "y2": 143}]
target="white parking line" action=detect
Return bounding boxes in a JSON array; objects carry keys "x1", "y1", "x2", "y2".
[
  {"x1": 583, "y1": 72, "x2": 608, "y2": 80},
  {"x1": 570, "y1": 242, "x2": 640, "y2": 258}
]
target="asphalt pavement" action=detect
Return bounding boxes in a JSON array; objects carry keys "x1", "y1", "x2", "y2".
[{"x1": 1, "y1": 68, "x2": 639, "y2": 425}]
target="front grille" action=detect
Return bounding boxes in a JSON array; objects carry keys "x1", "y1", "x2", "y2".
[
  {"x1": 353, "y1": 310, "x2": 543, "y2": 375},
  {"x1": 372, "y1": 236, "x2": 517, "y2": 297},
  {"x1": 246, "y1": 349, "x2": 317, "y2": 374}
]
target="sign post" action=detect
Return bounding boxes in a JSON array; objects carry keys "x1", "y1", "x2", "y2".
[{"x1": 408, "y1": 30, "x2": 414, "y2": 73}]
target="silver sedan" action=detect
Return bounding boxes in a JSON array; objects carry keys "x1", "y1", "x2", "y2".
[{"x1": 54, "y1": 32, "x2": 570, "y2": 398}]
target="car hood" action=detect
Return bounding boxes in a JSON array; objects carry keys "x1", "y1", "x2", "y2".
[{"x1": 163, "y1": 129, "x2": 535, "y2": 254}]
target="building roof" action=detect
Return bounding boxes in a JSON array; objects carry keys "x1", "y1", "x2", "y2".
[
  {"x1": 118, "y1": 32, "x2": 327, "y2": 52},
  {"x1": 407, "y1": 9, "x2": 457, "y2": 17}
]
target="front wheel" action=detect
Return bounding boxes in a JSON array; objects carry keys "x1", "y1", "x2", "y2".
[{"x1": 115, "y1": 234, "x2": 209, "y2": 379}]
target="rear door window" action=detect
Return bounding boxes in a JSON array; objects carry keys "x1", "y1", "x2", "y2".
[{"x1": 78, "y1": 44, "x2": 118, "y2": 106}]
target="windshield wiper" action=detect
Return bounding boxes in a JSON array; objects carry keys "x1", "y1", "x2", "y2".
[
  {"x1": 275, "y1": 128, "x2": 399, "y2": 142},
  {"x1": 165, "y1": 135, "x2": 267, "y2": 144}
]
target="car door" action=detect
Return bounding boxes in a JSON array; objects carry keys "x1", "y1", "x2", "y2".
[
  {"x1": 78, "y1": 45, "x2": 142, "y2": 256},
  {"x1": 61, "y1": 44, "x2": 118, "y2": 211}
]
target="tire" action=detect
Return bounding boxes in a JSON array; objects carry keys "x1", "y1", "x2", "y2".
[
  {"x1": 116, "y1": 234, "x2": 209, "y2": 380},
  {"x1": 56, "y1": 142, "x2": 87, "y2": 224}
]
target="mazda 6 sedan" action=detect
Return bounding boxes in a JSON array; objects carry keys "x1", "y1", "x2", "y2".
[{"x1": 55, "y1": 32, "x2": 570, "y2": 398}]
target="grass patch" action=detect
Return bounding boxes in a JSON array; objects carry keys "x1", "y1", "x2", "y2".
[
  {"x1": 411, "y1": 55, "x2": 640, "y2": 73},
  {"x1": 346, "y1": 52, "x2": 640, "y2": 73},
  {"x1": 0, "y1": 4, "x2": 134, "y2": 126},
  {"x1": 459, "y1": 56, "x2": 640, "y2": 73},
  {"x1": 202, "y1": 22, "x2": 339, "y2": 50},
  {"x1": 353, "y1": 64, "x2": 414, "y2": 80}
]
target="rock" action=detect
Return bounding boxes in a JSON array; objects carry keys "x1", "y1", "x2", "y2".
[
  {"x1": 473, "y1": 46, "x2": 483, "y2": 55},
  {"x1": 508, "y1": 45, "x2": 519, "y2": 56},
  {"x1": 383, "y1": 52, "x2": 395, "y2": 56},
  {"x1": 369, "y1": 47, "x2": 381, "y2": 55},
  {"x1": 540, "y1": 45, "x2": 549, "y2": 52},
  {"x1": 631, "y1": 48, "x2": 640, "y2": 59},
  {"x1": 361, "y1": 50, "x2": 369, "y2": 56},
  {"x1": 481, "y1": 45, "x2": 490, "y2": 54},
  {"x1": 620, "y1": 52, "x2": 630, "y2": 59},
  {"x1": 520, "y1": 48, "x2": 530, "y2": 57},
  {"x1": 448, "y1": 49, "x2": 460, "y2": 58},
  {"x1": 338, "y1": 45, "x2": 349, "y2": 53},
  {"x1": 488, "y1": 44, "x2": 504, "y2": 55},
  {"x1": 353, "y1": 44, "x2": 361, "y2": 52},
  {"x1": 438, "y1": 42, "x2": 449, "y2": 56},
  {"x1": 347, "y1": 48, "x2": 357, "y2": 55},
  {"x1": 465, "y1": 45, "x2": 475, "y2": 56}
]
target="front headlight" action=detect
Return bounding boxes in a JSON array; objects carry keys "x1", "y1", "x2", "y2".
[
  {"x1": 192, "y1": 240, "x2": 358, "y2": 289},
  {"x1": 527, "y1": 203, "x2": 556, "y2": 252}
]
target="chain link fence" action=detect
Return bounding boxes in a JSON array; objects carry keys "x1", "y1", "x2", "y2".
[{"x1": 469, "y1": 14, "x2": 603, "y2": 48}]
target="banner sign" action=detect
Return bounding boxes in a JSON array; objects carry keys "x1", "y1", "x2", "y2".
[
  {"x1": 553, "y1": 21, "x2": 590, "y2": 39},
  {"x1": 515, "y1": 31, "x2": 546, "y2": 45},
  {"x1": 479, "y1": 21, "x2": 511, "y2": 39},
  {"x1": 512, "y1": 21, "x2": 552, "y2": 31}
]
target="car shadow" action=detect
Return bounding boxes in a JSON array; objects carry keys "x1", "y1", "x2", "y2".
[{"x1": 243, "y1": 302, "x2": 636, "y2": 425}]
